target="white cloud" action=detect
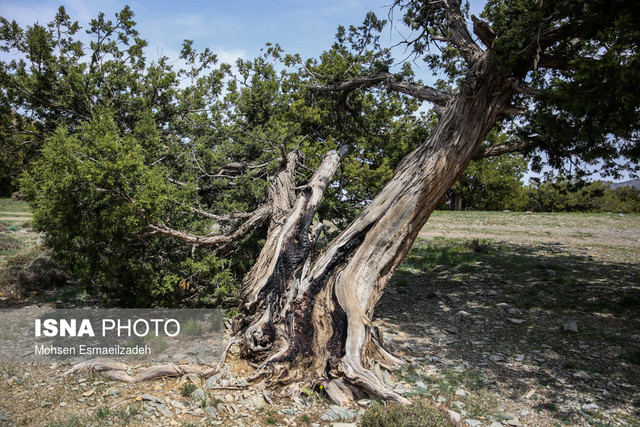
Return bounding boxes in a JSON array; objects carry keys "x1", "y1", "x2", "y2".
[{"x1": 215, "y1": 48, "x2": 246, "y2": 65}]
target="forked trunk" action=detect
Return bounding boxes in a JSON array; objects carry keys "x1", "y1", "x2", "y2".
[{"x1": 235, "y1": 57, "x2": 513, "y2": 403}]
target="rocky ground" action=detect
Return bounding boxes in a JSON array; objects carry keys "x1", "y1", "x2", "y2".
[{"x1": 1, "y1": 210, "x2": 639, "y2": 426}]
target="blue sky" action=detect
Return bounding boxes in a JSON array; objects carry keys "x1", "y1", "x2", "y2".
[{"x1": 0, "y1": 0, "x2": 485, "y2": 75}]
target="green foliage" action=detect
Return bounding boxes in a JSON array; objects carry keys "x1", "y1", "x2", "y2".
[
  {"x1": 527, "y1": 178, "x2": 640, "y2": 213},
  {"x1": 395, "y1": 0, "x2": 640, "y2": 178},
  {"x1": 180, "y1": 383, "x2": 197, "y2": 397},
  {"x1": 2, "y1": 7, "x2": 422, "y2": 306},
  {"x1": 361, "y1": 400, "x2": 454, "y2": 427}
]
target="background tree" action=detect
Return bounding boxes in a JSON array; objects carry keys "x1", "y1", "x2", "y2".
[
  {"x1": 2, "y1": 0, "x2": 640, "y2": 403},
  {"x1": 527, "y1": 177, "x2": 640, "y2": 212}
]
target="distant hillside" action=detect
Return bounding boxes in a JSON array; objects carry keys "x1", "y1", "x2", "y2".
[{"x1": 602, "y1": 178, "x2": 640, "y2": 190}]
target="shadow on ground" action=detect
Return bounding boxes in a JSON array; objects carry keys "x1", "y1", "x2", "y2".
[{"x1": 375, "y1": 238, "x2": 640, "y2": 425}]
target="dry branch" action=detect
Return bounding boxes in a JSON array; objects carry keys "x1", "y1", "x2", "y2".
[
  {"x1": 309, "y1": 72, "x2": 451, "y2": 106},
  {"x1": 473, "y1": 137, "x2": 542, "y2": 159}
]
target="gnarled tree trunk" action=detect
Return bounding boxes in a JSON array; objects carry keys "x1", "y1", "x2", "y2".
[{"x1": 234, "y1": 57, "x2": 514, "y2": 403}]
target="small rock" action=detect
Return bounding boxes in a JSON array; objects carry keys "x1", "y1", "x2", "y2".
[
  {"x1": 573, "y1": 370, "x2": 591, "y2": 379},
  {"x1": 394, "y1": 384, "x2": 408, "y2": 395},
  {"x1": 582, "y1": 403, "x2": 599, "y2": 411},
  {"x1": 247, "y1": 394, "x2": 266, "y2": 408},
  {"x1": 507, "y1": 318, "x2": 525, "y2": 324},
  {"x1": 505, "y1": 418, "x2": 521, "y2": 426},
  {"x1": 437, "y1": 396, "x2": 447, "y2": 403},
  {"x1": 172, "y1": 353, "x2": 188, "y2": 361},
  {"x1": 191, "y1": 388, "x2": 208, "y2": 402},
  {"x1": 444, "y1": 325, "x2": 459, "y2": 334},
  {"x1": 448, "y1": 410, "x2": 461, "y2": 422},
  {"x1": 82, "y1": 388, "x2": 95, "y2": 397},
  {"x1": 465, "y1": 419, "x2": 482, "y2": 426},
  {"x1": 40, "y1": 402, "x2": 52, "y2": 408},
  {"x1": 332, "y1": 424, "x2": 357, "y2": 427},
  {"x1": 103, "y1": 387, "x2": 120, "y2": 397},
  {"x1": 357, "y1": 399, "x2": 372, "y2": 407},
  {"x1": 321, "y1": 405, "x2": 356, "y2": 421},
  {"x1": 414, "y1": 381, "x2": 428, "y2": 390},
  {"x1": 490, "y1": 422, "x2": 503, "y2": 427},
  {"x1": 155, "y1": 403, "x2": 172, "y2": 418},
  {"x1": 59, "y1": 402, "x2": 67, "y2": 407},
  {"x1": 563, "y1": 321, "x2": 579, "y2": 333},
  {"x1": 502, "y1": 412, "x2": 517, "y2": 420},
  {"x1": 455, "y1": 389, "x2": 467, "y2": 397},
  {"x1": 139, "y1": 394, "x2": 166, "y2": 405},
  {"x1": 205, "y1": 406, "x2": 218, "y2": 417},
  {"x1": 489, "y1": 354, "x2": 504, "y2": 362}
]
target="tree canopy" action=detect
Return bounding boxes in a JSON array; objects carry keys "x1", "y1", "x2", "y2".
[
  {"x1": 1, "y1": 0, "x2": 638, "y2": 308},
  {"x1": 0, "y1": 6, "x2": 424, "y2": 305}
]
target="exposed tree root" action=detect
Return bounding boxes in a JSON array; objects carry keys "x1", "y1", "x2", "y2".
[{"x1": 63, "y1": 358, "x2": 218, "y2": 383}]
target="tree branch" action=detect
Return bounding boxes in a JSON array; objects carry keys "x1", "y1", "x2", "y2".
[
  {"x1": 473, "y1": 138, "x2": 542, "y2": 160},
  {"x1": 502, "y1": 105, "x2": 527, "y2": 115},
  {"x1": 12, "y1": 83, "x2": 92, "y2": 121},
  {"x1": 539, "y1": 20, "x2": 586, "y2": 46},
  {"x1": 508, "y1": 79, "x2": 541, "y2": 96},
  {"x1": 191, "y1": 207, "x2": 255, "y2": 222},
  {"x1": 149, "y1": 205, "x2": 272, "y2": 246},
  {"x1": 309, "y1": 72, "x2": 451, "y2": 106},
  {"x1": 537, "y1": 53, "x2": 586, "y2": 71},
  {"x1": 443, "y1": 0, "x2": 485, "y2": 63},
  {"x1": 471, "y1": 15, "x2": 496, "y2": 49}
]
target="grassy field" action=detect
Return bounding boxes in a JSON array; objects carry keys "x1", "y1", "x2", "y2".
[
  {"x1": 0, "y1": 198, "x2": 37, "y2": 263},
  {"x1": 0, "y1": 201, "x2": 639, "y2": 425}
]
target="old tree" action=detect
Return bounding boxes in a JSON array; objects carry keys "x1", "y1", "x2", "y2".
[{"x1": 2, "y1": 0, "x2": 639, "y2": 402}]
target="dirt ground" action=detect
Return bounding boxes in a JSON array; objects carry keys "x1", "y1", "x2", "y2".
[{"x1": 1, "y1": 211, "x2": 639, "y2": 426}]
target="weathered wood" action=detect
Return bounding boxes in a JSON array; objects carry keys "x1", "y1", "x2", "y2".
[{"x1": 235, "y1": 50, "x2": 514, "y2": 403}]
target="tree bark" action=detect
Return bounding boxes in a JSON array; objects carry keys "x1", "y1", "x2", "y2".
[{"x1": 235, "y1": 55, "x2": 514, "y2": 403}]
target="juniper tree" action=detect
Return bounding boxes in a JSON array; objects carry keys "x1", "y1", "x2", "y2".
[{"x1": 2, "y1": 0, "x2": 639, "y2": 402}]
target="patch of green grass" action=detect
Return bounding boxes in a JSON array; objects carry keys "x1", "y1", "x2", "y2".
[
  {"x1": 299, "y1": 413, "x2": 312, "y2": 424},
  {"x1": 181, "y1": 318, "x2": 204, "y2": 336},
  {"x1": 400, "y1": 237, "x2": 497, "y2": 273},
  {"x1": 180, "y1": 382, "x2": 198, "y2": 397},
  {"x1": 47, "y1": 416, "x2": 85, "y2": 427},
  {"x1": 361, "y1": 399, "x2": 455, "y2": 427},
  {"x1": 0, "y1": 199, "x2": 31, "y2": 214},
  {"x1": 618, "y1": 347, "x2": 640, "y2": 365},
  {"x1": 420, "y1": 368, "x2": 488, "y2": 394},
  {"x1": 0, "y1": 233, "x2": 22, "y2": 255}
]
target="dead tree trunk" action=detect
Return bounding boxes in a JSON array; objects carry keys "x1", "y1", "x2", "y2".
[{"x1": 234, "y1": 56, "x2": 515, "y2": 403}]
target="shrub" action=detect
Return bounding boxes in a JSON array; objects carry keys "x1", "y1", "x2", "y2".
[
  {"x1": 0, "y1": 246, "x2": 68, "y2": 295},
  {"x1": 0, "y1": 233, "x2": 21, "y2": 254}
]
